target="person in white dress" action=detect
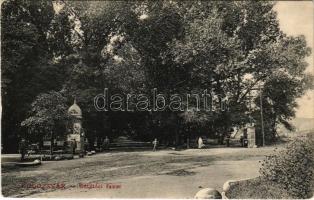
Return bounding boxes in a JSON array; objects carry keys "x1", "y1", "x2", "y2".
[{"x1": 198, "y1": 137, "x2": 204, "y2": 149}]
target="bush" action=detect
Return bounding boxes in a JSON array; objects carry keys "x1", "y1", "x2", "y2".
[
  {"x1": 259, "y1": 137, "x2": 314, "y2": 198},
  {"x1": 226, "y1": 177, "x2": 292, "y2": 199}
]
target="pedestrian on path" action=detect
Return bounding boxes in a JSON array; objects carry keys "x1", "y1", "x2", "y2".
[
  {"x1": 198, "y1": 137, "x2": 204, "y2": 149},
  {"x1": 152, "y1": 138, "x2": 158, "y2": 151},
  {"x1": 71, "y1": 139, "x2": 77, "y2": 155},
  {"x1": 19, "y1": 138, "x2": 27, "y2": 161},
  {"x1": 103, "y1": 136, "x2": 110, "y2": 150},
  {"x1": 226, "y1": 133, "x2": 230, "y2": 147}
]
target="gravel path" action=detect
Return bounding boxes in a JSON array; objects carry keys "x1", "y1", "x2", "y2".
[{"x1": 1, "y1": 147, "x2": 278, "y2": 198}]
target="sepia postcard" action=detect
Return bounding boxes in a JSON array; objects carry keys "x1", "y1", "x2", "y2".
[{"x1": 1, "y1": 0, "x2": 314, "y2": 199}]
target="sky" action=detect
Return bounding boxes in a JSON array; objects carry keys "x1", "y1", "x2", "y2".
[{"x1": 274, "y1": 1, "x2": 314, "y2": 118}]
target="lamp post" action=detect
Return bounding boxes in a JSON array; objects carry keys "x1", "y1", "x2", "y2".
[
  {"x1": 249, "y1": 87, "x2": 265, "y2": 147},
  {"x1": 259, "y1": 87, "x2": 265, "y2": 147}
]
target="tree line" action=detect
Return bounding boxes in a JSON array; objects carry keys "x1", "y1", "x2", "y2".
[{"x1": 1, "y1": 0, "x2": 313, "y2": 152}]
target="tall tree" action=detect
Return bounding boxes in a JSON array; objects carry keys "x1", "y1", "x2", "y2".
[
  {"x1": 21, "y1": 91, "x2": 68, "y2": 154},
  {"x1": 1, "y1": 0, "x2": 59, "y2": 152}
]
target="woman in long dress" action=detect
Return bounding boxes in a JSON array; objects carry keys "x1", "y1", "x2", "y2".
[{"x1": 198, "y1": 137, "x2": 204, "y2": 149}]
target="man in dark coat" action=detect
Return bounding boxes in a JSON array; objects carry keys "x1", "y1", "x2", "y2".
[
  {"x1": 71, "y1": 139, "x2": 77, "y2": 155},
  {"x1": 103, "y1": 136, "x2": 110, "y2": 150},
  {"x1": 19, "y1": 138, "x2": 27, "y2": 161}
]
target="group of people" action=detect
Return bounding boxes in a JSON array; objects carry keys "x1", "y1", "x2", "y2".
[
  {"x1": 19, "y1": 134, "x2": 236, "y2": 160},
  {"x1": 150, "y1": 136, "x2": 220, "y2": 151},
  {"x1": 151, "y1": 137, "x2": 205, "y2": 150},
  {"x1": 192, "y1": 134, "x2": 233, "y2": 149},
  {"x1": 19, "y1": 138, "x2": 79, "y2": 161}
]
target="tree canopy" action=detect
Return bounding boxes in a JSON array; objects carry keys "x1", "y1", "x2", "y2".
[{"x1": 1, "y1": 0, "x2": 312, "y2": 152}]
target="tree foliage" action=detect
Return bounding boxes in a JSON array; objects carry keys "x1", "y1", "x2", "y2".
[
  {"x1": 260, "y1": 138, "x2": 314, "y2": 198},
  {"x1": 21, "y1": 91, "x2": 68, "y2": 139},
  {"x1": 1, "y1": 0, "x2": 312, "y2": 151}
]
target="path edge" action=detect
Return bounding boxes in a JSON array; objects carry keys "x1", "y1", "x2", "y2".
[{"x1": 221, "y1": 177, "x2": 258, "y2": 199}]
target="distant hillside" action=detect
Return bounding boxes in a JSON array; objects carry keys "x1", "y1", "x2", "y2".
[{"x1": 277, "y1": 118, "x2": 314, "y2": 133}]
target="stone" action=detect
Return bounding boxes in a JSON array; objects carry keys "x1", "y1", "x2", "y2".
[
  {"x1": 33, "y1": 159, "x2": 41, "y2": 164},
  {"x1": 54, "y1": 156, "x2": 62, "y2": 160},
  {"x1": 194, "y1": 188, "x2": 222, "y2": 199},
  {"x1": 222, "y1": 180, "x2": 236, "y2": 192}
]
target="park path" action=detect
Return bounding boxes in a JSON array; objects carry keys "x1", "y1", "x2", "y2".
[
  {"x1": 23, "y1": 148, "x2": 273, "y2": 198},
  {"x1": 29, "y1": 160, "x2": 260, "y2": 198}
]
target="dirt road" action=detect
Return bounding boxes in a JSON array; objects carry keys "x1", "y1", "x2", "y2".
[{"x1": 1, "y1": 147, "x2": 277, "y2": 198}]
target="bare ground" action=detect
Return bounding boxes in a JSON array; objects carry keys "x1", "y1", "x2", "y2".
[{"x1": 1, "y1": 147, "x2": 278, "y2": 198}]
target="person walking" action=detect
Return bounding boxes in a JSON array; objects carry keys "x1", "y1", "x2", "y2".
[
  {"x1": 226, "y1": 128, "x2": 233, "y2": 147},
  {"x1": 152, "y1": 138, "x2": 158, "y2": 151},
  {"x1": 226, "y1": 133, "x2": 230, "y2": 147},
  {"x1": 219, "y1": 133, "x2": 224, "y2": 145},
  {"x1": 19, "y1": 138, "x2": 27, "y2": 161},
  {"x1": 63, "y1": 140, "x2": 68, "y2": 153},
  {"x1": 103, "y1": 136, "x2": 110, "y2": 150},
  {"x1": 71, "y1": 139, "x2": 77, "y2": 155}
]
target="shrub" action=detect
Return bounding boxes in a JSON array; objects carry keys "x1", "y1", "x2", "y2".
[
  {"x1": 259, "y1": 137, "x2": 314, "y2": 198},
  {"x1": 226, "y1": 177, "x2": 292, "y2": 199}
]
